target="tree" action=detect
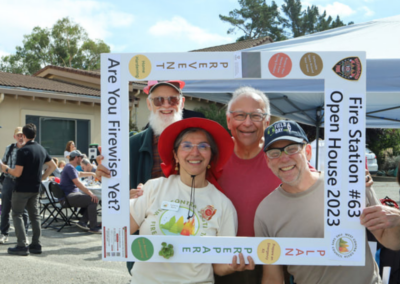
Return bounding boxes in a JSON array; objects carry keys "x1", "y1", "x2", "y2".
[
  {"x1": 0, "y1": 17, "x2": 110, "y2": 75},
  {"x1": 281, "y1": 0, "x2": 346, "y2": 38},
  {"x1": 221, "y1": 0, "x2": 351, "y2": 41},
  {"x1": 194, "y1": 104, "x2": 230, "y2": 134},
  {"x1": 366, "y1": 129, "x2": 400, "y2": 168},
  {"x1": 219, "y1": 0, "x2": 286, "y2": 42}
]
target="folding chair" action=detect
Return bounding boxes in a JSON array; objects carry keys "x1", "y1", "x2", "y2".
[
  {"x1": 40, "y1": 182, "x2": 64, "y2": 227},
  {"x1": 48, "y1": 182, "x2": 80, "y2": 232}
]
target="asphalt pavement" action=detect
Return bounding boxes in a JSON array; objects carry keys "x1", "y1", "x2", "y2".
[
  {"x1": 0, "y1": 177, "x2": 398, "y2": 284},
  {"x1": 0, "y1": 214, "x2": 131, "y2": 284}
]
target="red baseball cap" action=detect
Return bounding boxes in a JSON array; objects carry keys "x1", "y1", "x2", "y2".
[
  {"x1": 158, "y1": 118, "x2": 233, "y2": 192},
  {"x1": 143, "y1": 80, "x2": 185, "y2": 95}
]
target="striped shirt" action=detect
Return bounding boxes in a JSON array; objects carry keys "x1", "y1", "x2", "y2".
[{"x1": 2, "y1": 143, "x2": 18, "y2": 179}]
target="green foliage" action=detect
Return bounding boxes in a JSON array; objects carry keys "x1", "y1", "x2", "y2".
[
  {"x1": 219, "y1": 0, "x2": 287, "y2": 42},
  {"x1": 159, "y1": 242, "x2": 174, "y2": 259},
  {"x1": 194, "y1": 104, "x2": 230, "y2": 134},
  {"x1": 366, "y1": 129, "x2": 400, "y2": 168},
  {"x1": 221, "y1": 0, "x2": 350, "y2": 41},
  {"x1": 281, "y1": 0, "x2": 346, "y2": 37},
  {"x1": 0, "y1": 17, "x2": 110, "y2": 75}
]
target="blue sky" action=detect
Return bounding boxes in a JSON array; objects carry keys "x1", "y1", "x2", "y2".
[{"x1": 0, "y1": 0, "x2": 399, "y2": 57}]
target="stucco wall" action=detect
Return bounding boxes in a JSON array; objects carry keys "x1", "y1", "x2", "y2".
[{"x1": 0, "y1": 94, "x2": 101, "y2": 160}]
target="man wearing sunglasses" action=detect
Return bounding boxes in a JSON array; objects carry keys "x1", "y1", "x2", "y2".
[
  {"x1": 253, "y1": 120, "x2": 400, "y2": 284},
  {"x1": 127, "y1": 80, "x2": 186, "y2": 192}
]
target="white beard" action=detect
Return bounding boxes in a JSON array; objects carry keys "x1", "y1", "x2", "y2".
[{"x1": 149, "y1": 106, "x2": 183, "y2": 136}]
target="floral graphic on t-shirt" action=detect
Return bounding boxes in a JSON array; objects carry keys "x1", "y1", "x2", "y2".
[
  {"x1": 180, "y1": 218, "x2": 196, "y2": 236},
  {"x1": 159, "y1": 209, "x2": 200, "y2": 236},
  {"x1": 200, "y1": 205, "x2": 217, "y2": 221}
]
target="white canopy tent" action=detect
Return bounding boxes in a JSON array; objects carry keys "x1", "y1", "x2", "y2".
[{"x1": 184, "y1": 15, "x2": 400, "y2": 129}]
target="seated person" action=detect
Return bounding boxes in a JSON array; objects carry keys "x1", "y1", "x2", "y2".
[
  {"x1": 75, "y1": 154, "x2": 87, "y2": 172},
  {"x1": 58, "y1": 160, "x2": 66, "y2": 171},
  {"x1": 81, "y1": 158, "x2": 97, "y2": 173},
  {"x1": 50, "y1": 157, "x2": 61, "y2": 178},
  {"x1": 59, "y1": 150, "x2": 100, "y2": 234}
]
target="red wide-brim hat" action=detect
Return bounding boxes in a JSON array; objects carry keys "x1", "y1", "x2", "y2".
[{"x1": 158, "y1": 118, "x2": 233, "y2": 192}]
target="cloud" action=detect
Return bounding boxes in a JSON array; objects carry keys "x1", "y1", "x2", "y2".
[
  {"x1": 360, "y1": 6, "x2": 375, "y2": 17},
  {"x1": 0, "y1": 50, "x2": 10, "y2": 58},
  {"x1": 318, "y1": 2, "x2": 356, "y2": 18},
  {"x1": 148, "y1": 16, "x2": 234, "y2": 46},
  {"x1": 0, "y1": 0, "x2": 134, "y2": 53}
]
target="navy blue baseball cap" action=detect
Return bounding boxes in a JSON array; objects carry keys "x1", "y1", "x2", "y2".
[{"x1": 264, "y1": 120, "x2": 309, "y2": 151}]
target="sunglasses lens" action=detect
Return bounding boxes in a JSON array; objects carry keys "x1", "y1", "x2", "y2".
[
  {"x1": 169, "y1": 96, "x2": 179, "y2": 106},
  {"x1": 153, "y1": 97, "x2": 164, "y2": 107}
]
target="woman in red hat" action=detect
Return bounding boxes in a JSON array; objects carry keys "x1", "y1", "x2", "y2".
[{"x1": 129, "y1": 118, "x2": 253, "y2": 283}]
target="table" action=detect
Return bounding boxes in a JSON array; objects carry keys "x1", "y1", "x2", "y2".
[
  {"x1": 87, "y1": 185, "x2": 101, "y2": 200},
  {"x1": 83, "y1": 180, "x2": 102, "y2": 200}
]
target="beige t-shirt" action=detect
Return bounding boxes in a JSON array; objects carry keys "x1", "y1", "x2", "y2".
[
  {"x1": 254, "y1": 172, "x2": 382, "y2": 284},
  {"x1": 130, "y1": 175, "x2": 238, "y2": 284}
]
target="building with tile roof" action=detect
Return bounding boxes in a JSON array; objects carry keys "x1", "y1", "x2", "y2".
[{"x1": 0, "y1": 36, "x2": 274, "y2": 158}]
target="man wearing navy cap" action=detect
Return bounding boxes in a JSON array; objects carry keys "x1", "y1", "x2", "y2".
[{"x1": 254, "y1": 120, "x2": 400, "y2": 284}]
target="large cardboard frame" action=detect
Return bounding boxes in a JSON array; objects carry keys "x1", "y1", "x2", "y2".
[{"x1": 100, "y1": 51, "x2": 366, "y2": 266}]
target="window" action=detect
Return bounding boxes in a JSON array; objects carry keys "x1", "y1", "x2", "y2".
[{"x1": 26, "y1": 115, "x2": 90, "y2": 156}]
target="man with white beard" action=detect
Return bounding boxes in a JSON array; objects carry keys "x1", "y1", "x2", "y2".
[{"x1": 128, "y1": 80, "x2": 186, "y2": 189}]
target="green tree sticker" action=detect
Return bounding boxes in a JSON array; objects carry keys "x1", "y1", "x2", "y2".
[{"x1": 131, "y1": 237, "x2": 154, "y2": 261}]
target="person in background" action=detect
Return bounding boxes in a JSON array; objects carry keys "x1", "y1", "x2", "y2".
[
  {"x1": 0, "y1": 127, "x2": 29, "y2": 244},
  {"x1": 50, "y1": 157, "x2": 61, "y2": 178},
  {"x1": 64, "y1": 141, "x2": 76, "y2": 161},
  {"x1": 75, "y1": 154, "x2": 87, "y2": 172},
  {"x1": 1, "y1": 123, "x2": 56, "y2": 256},
  {"x1": 58, "y1": 160, "x2": 66, "y2": 171},
  {"x1": 81, "y1": 158, "x2": 97, "y2": 173},
  {"x1": 59, "y1": 150, "x2": 100, "y2": 233}
]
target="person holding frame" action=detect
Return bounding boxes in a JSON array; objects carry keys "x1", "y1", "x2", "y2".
[
  {"x1": 255, "y1": 120, "x2": 400, "y2": 284},
  {"x1": 129, "y1": 118, "x2": 254, "y2": 283}
]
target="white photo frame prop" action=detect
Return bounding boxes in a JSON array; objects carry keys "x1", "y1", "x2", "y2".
[{"x1": 100, "y1": 51, "x2": 366, "y2": 266}]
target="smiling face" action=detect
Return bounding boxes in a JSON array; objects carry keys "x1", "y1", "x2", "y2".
[
  {"x1": 173, "y1": 130, "x2": 212, "y2": 180},
  {"x1": 266, "y1": 139, "x2": 312, "y2": 186},
  {"x1": 227, "y1": 94, "x2": 269, "y2": 149},
  {"x1": 147, "y1": 85, "x2": 185, "y2": 135}
]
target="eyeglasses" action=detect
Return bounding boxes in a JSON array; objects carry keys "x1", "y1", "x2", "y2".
[
  {"x1": 265, "y1": 143, "x2": 306, "y2": 159},
  {"x1": 229, "y1": 111, "x2": 268, "y2": 122},
  {"x1": 149, "y1": 96, "x2": 180, "y2": 107},
  {"x1": 180, "y1": 142, "x2": 211, "y2": 152}
]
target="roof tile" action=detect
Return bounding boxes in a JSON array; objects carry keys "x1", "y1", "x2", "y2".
[{"x1": 0, "y1": 71, "x2": 99, "y2": 97}]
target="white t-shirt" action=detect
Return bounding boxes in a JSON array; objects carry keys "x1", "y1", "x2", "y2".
[
  {"x1": 64, "y1": 150, "x2": 71, "y2": 163},
  {"x1": 130, "y1": 175, "x2": 238, "y2": 284}
]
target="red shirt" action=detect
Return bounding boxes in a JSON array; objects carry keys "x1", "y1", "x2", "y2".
[{"x1": 218, "y1": 150, "x2": 281, "y2": 237}]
